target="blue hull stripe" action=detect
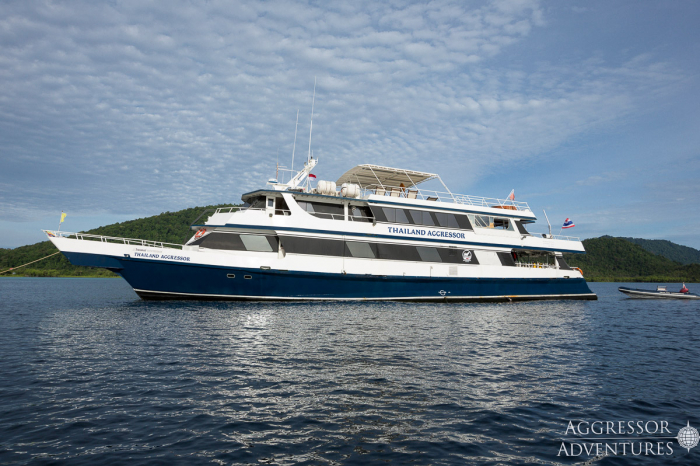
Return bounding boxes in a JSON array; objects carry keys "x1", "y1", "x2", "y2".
[
  {"x1": 63, "y1": 251, "x2": 596, "y2": 301},
  {"x1": 191, "y1": 223, "x2": 585, "y2": 254}
]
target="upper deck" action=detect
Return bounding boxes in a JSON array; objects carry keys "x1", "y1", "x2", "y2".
[{"x1": 335, "y1": 163, "x2": 531, "y2": 214}]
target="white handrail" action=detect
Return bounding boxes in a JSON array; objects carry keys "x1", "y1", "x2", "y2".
[
  {"x1": 362, "y1": 185, "x2": 531, "y2": 211},
  {"x1": 531, "y1": 232, "x2": 580, "y2": 241},
  {"x1": 43, "y1": 230, "x2": 184, "y2": 249}
]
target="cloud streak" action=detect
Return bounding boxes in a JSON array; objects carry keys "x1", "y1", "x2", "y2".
[{"x1": 0, "y1": 0, "x2": 696, "y2": 247}]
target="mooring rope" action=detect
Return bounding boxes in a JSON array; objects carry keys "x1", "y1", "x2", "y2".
[{"x1": 0, "y1": 251, "x2": 61, "y2": 275}]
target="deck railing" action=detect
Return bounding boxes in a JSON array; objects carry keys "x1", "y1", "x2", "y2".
[
  {"x1": 44, "y1": 231, "x2": 183, "y2": 249},
  {"x1": 531, "y1": 233, "x2": 580, "y2": 241},
  {"x1": 361, "y1": 185, "x2": 531, "y2": 212}
]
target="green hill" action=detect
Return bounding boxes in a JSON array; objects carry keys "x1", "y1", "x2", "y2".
[
  {"x1": 621, "y1": 237, "x2": 700, "y2": 265},
  {"x1": 564, "y1": 237, "x2": 700, "y2": 282},
  {"x1": 0, "y1": 204, "x2": 235, "y2": 277}
]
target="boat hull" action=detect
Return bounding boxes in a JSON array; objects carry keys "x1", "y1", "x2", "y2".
[
  {"x1": 63, "y1": 250, "x2": 596, "y2": 302},
  {"x1": 618, "y1": 287, "x2": 700, "y2": 300}
]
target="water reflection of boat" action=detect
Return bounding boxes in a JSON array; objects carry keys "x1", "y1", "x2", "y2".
[{"x1": 618, "y1": 284, "x2": 700, "y2": 299}]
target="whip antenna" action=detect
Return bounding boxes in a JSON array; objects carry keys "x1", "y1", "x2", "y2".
[
  {"x1": 307, "y1": 77, "x2": 316, "y2": 163},
  {"x1": 291, "y1": 109, "x2": 299, "y2": 172}
]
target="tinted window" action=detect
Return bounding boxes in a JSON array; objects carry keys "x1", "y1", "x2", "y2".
[
  {"x1": 194, "y1": 233, "x2": 279, "y2": 252},
  {"x1": 447, "y1": 214, "x2": 459, "y2": 228},
  {"x1": 497, "y1": 251, "x2": 516, "y2": 266},
  {"x1": 494, "y1": 218, "x2": 510, "y2": 230},
  {"x1": 416, "y1": 247, "x2": 442, "y2": 262},
  {"x1": 350, "y1": 206, "x2": 372, "y2": 222},
  {"x1": 280, "y1": 236, "x2": 344, "y2": 256},
  {"x1": 456, "y1": 215, "x2": 472, "y2": 230},
  {"x1": 275, "y1": 196, "x2": 290, "y2": 215},
  {"x1": 395, "y1": 209, "x2": 410, "y2": 224},
  {"x1": 241, "y1": 234, "x2": 274, "y2": 252},
  {"x1": 248, "y1": 197, "x2": 266, "y2": 209},
  {"x1": 370, "y1": 205, "x2": 387, "y2": 222},
  {"x1": 377, "y1": 243, "x2": 421, "y2": 261},
  {"x1": 297, "y1": 200, "x2": 344, "y2": 220},
  {"x1": 556, "y1": 256, "x2": 572, "y2": 270},
  {"x1": 382, "y1": 207, "x2": 396, "y2": 222},
  {"x1": 346, "y1": 242, "x2": 376, "y2": 258},
  {"x1": 409, "y1": 210, "x2": 423, "y2": 224},
  {"x1": 514, "y1": 220, "x2": 530, "y2": 235},
  {"x1": 433, "y1": 212, "x2": 448, "y2": 227},
  {"x1": 422, "y1": 211, "x2": 435, "y2": 226},
  {"x1": 193, "y1": 232, "x2": 246, "y2": 250}
]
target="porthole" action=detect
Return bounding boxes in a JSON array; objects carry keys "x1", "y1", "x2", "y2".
[
  {"x1": 244, "y1": 275, "x2": 252, "y2": 279},
  {"x1": 227, "y1": 274, "x2": 235, "y2": 279}
]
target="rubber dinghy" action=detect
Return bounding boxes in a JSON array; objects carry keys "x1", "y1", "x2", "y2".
[{"x1": 618, "y1": 284, "x2": 700, "y2": 299}]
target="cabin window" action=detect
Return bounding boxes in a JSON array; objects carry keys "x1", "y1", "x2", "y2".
[
  {"x1": 376, "y1": 243, "x2": 421, "y2": 262},
  {"x1": 240, "y1": 234, "x2": 274, "y2": 252},
  {"x1": 556, "y1": 256, "x2": 572, "y2": 270},
  {"x1": 275, "y1": 196, "x2": 290, "y2": 215},
  {"x1": 409, "y1": 210, "x2": 436, "y2": 226},
  {"x1": 395, "y1": 209, "x2": 410, "y2": 224},
  {"x1": 297, "y1": 200, "x2": 344, "y2": 220},
  {"x1": 267, "y1": 198, "x2": 274, "y2": 208},
  {"x1": 345, "y1": 241, "x2": 376, "y2": 258},
  {"x1": 280, "y1": 236, "x2": 345, "y2": 256},
  {"x1": 247, "y1": 197, "x2": 266, "y2": 210},
  {"x1": 497, "y1": 251, "x2": 516, "y2": 266},
  {"x1": 382, "y1": 207, "x2": 396, "y2": 222},
  {"x1": 493, "y1": 218, "x2": 510, "y2": 230},
  {"x1": 193, "y1": 233, "x2": 278, "y2": 252},
  {"x1": 514, "y1": 220, "x2": 530, "y2": 235},
  {"x1": 473, "y1": 215, "x2": 491, "y2": 228},
  {"x1": 192, "y1": 232, "x2": 246, "y2": 250},
  {"x1": 350, "y1": 206, "x2": 373, "y2": 222},
  {"x1": 416, "y1": 247, "x2": 442, "y2": 263}
]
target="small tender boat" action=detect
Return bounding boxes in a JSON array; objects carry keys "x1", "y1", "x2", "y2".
[{"x1": 618, "y1": 284, "x2": 700, "y2": 299}]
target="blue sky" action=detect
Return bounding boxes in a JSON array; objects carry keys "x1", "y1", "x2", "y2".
[{"x1": 1, "y1": 0, "x2": 699, "y2": 249}]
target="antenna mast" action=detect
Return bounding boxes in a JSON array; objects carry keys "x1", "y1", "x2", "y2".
[
  {"x1": 307, "y1": 77, "x2": 316, "y2": 163},
  {"x1": 291, "y1": 110, "x2": 299, "y2": 172},
  {"x1": 543, "y1": 210, "x2": 552, "y2": 238}
]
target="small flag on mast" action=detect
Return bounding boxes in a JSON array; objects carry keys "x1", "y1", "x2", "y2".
[
  {"x1": 60, "y1": 212, "x2": 67, "y2": 223},
  {"x1": 507, "y1": 189, "x2": 515, "y2": 201},
  {"x1": 562, "y1": 218, "x2": 575, "y2": 229},
  {"x1": 308, "y1": 173, "x2": 317, "y2": 179}
]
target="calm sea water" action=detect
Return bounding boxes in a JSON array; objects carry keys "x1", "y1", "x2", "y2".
[{"x1": 1, "y1": 278, "x2": 699, "y2": 465}]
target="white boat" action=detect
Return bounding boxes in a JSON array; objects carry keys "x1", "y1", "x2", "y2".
[
  {"x1": 45, "y1": 159, "x2": 597, "y2": 301},
  {"x1": 618, "y1": 285, "x2": 700, "y2": 299}
]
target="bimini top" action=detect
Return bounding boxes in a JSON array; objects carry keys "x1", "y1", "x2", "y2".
[{"x1": 336, "y1": 164, "x2": 438, "y2": 189}]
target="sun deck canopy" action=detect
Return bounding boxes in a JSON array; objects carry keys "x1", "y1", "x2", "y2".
[{"x1": 336, "y1": 164, "x2": 438, "y2": 189}]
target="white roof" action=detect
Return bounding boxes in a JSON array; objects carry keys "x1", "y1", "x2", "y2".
[{"x1": 336, "y1": 164, "x2": 438, "y2": 188}]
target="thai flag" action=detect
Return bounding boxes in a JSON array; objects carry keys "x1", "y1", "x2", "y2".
[
  {"x1": 308, "y1": 173, "x2": 316, "y2": 179},
  {"x1": 562, "y1": 218, "x2": 575, "y2": 229}
]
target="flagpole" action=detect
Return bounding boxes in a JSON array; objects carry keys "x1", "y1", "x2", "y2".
[{"x1": 58, "y1": 210, "x2": 63, "y2": 233}]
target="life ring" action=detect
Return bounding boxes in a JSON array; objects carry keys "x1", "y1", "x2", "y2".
[
  {"x1": 573, "y1": 267, "x2": 583, "y2": 276},
  {"x1": 194, "y1": 229, "x2": 206, "y2": 240}
]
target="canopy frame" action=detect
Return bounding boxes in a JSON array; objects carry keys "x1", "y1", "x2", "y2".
[{"x1": 335, "y1": 164, "x2": 453, "y2": 197}]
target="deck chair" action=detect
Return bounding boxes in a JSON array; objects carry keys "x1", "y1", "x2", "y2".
[
  {"x1": 375, "y1": 187, "x2": 386, "y2": 196},
  {"x1": 389, "y1": 188, "x2": 401, "y2": 197},
  {"x1": 407, "y1": 190, "x2": 418, "y2": 199},
  {"x1": 426, "y1": 196, "x2": 438, "y2": 201}
]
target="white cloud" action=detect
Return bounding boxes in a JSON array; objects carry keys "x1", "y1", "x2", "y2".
[{"x1": 0, "y1": 0, "x2": 692, "y2": 235}]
